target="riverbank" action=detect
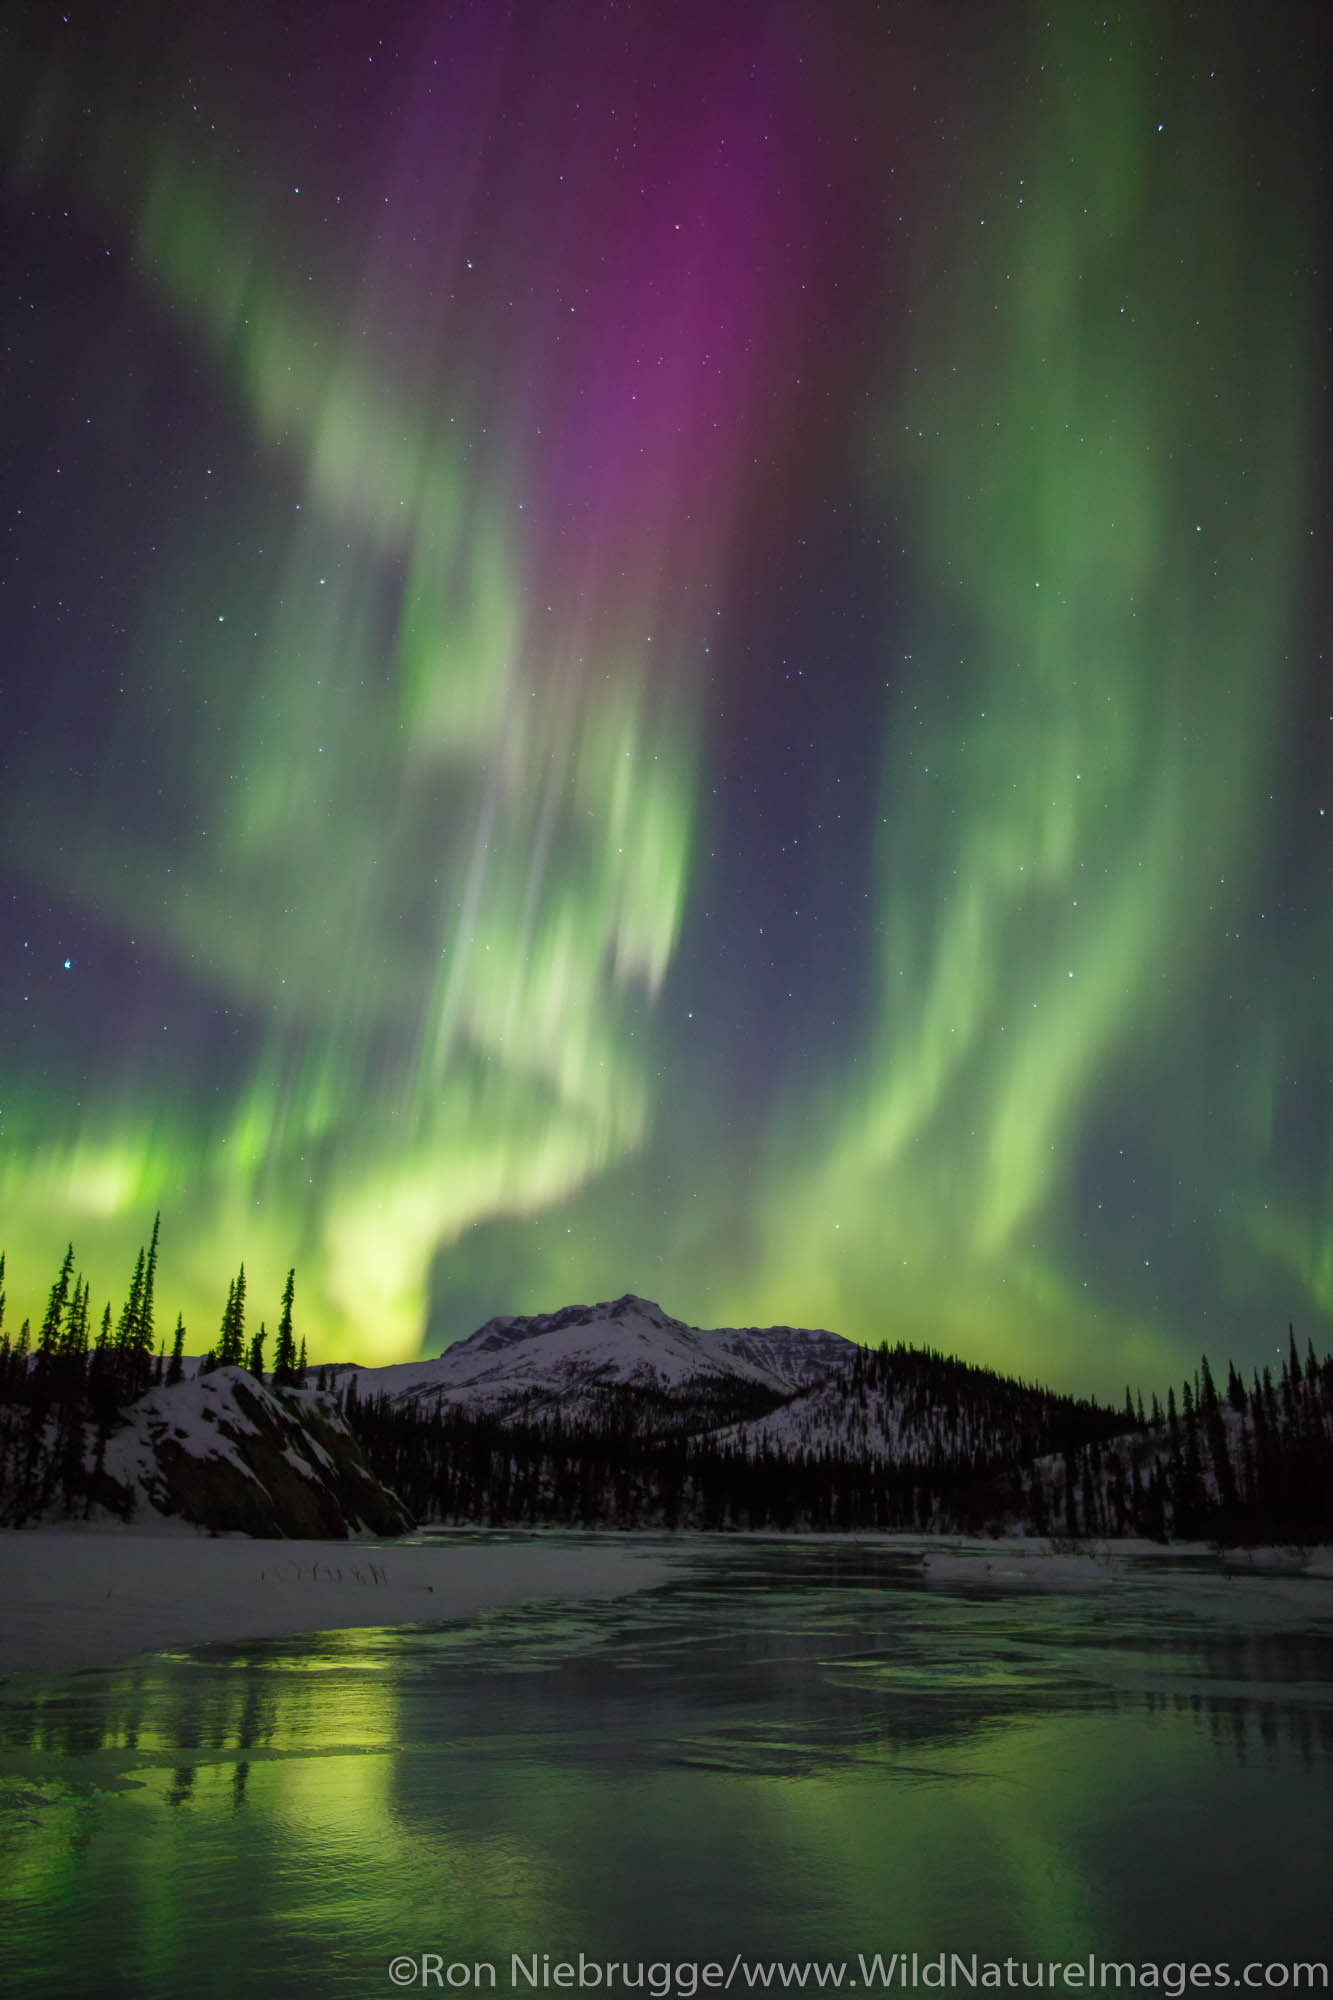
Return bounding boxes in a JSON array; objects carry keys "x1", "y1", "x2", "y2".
[
  {"x1": 5, "y1": 1526, "x2": 1332, "y2": 1679},
  {"x1": 0, "y1": 1530, "x2": 675, "y2": 1676}
]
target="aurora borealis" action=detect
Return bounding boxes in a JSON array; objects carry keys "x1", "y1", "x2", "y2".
[{"x1": 1, "y1": 0, "x2": 1329, "y2": 1391}]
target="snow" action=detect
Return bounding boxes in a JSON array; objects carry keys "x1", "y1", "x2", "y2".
[
  {"x1": 102, "y1": 1370, "x2": 269, "y2": 1510},
  {"x1": 324, "y1": 1293, "x2": 855, "y2": 1417},
  {"x1": 917, "y1": 1536, "x2": 1333, "y2": 1622},
  {"x1": 92, "y1": 1367, "x2": 376, "y2": 1526},
  {"x1": 3, "y1": 1526, "x2": 1329, "y2": 1680},
  {"x1": 0, "y1": 1531, "x2": 675, "y2": 1677}
]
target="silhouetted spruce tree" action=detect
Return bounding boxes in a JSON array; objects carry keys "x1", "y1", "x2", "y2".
[
  {"x1": 248, "y1": 1322, "x2": 266, "y2": 1378},
  {"x1": 58, "y1": 1274, "x2": 88, "y2": 1371},
  {"x1": 85, "y1": 1301, "x2": 118, "y2": 1516},
  {"x1": 1199, "y1": 1354, "x2": 1218, "y2": 1417},
  {"x1": 1199, "y1": 1350, "x2": 1237, "y2": 1529},
  {"x1": 166, "y1": 1314, "x2": 186, "y2": 1387},
  {"x1": 217, "y1": 1267, "x2": 246, "y2": 1368},
  {"x1": 271, "y1": 1269, "x2": 297, "y2": 1384},
  {"x1": 208, "y1": 1284, "x2": 232, "y2": 1373},
  {"x1": 114, "y1": 1245, "x2": 146, "y2": 1400},
  {"x1": 38, "y1": 1244, "x2": 76, "y2": 1365},
  {"x1": 137, "y1": 1213, "x2": 161, "y2": 1396},
  {"x1": 86, "y1": 1302, "x2": 113, "y2": 1430},
  {"x1": 56, "y1": 1288, "x2": 92, "y2": 1512},
  {"x1": 18, "y1": 1245, "x2": 76, "y2": 1511}
]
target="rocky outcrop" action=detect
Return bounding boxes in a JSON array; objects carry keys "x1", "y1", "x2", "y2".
[{"x1": 101, "y1": 1369, "x2": 413, "y2": 1538}]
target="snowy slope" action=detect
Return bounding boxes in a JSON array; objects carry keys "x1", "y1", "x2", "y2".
[
  {"x1": 720, "y1": 1371, "x2": 935, "y2": 1464},
  {"x1": 718, "y1": 1368, "x2": 994, "y2": 1467},
  {"x1": 718, "y1": 1345, "x2": 1122, "y2": 1473},
  {"x1": 325, "y1": 1294, "x2": 854, "y2": 1421}
]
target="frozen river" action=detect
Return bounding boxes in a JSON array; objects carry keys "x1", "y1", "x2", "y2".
[{"x1": 2, "y1": 1535, "x2": 1331, "y2": 1996}]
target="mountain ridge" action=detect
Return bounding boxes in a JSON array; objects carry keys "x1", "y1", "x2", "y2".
[{"x1": 324, "y1": 1293, "x2": 856, "y2": 1425}]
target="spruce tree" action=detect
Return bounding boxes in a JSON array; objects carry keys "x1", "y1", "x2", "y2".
[
  {"x1": 59, "y1": 1278, "x2": 91, "y2": 1409},
  {"x1": 86, "y1": 1302, "x2": 112, "y2": 1415},
  {"x1": 140, "y1": 1212, "x2": 161, "y2": 1368},
  {"x1": 114, "y1": 1246, "x2": 147, "y2": 1398},
  {"x1": 166, "y1": 1315, "x2": 186, "y2": 1387},
  {"x1": 248, "y1": 1322, "x2": 266, "y2": 1379},
  {"x1": 60, "y1": 1276, "x2": 89, "y2": 1360},
  {"x1": 272, "y1": 1269, "x2": 297, "y2": 1385},
  {"x1": 1199, "y1": 1353, "x2": 1218, "y2": 1417},
  {"x1": 21, "y1": 1249, "x2": 73, "y2": 1515},
  {"x1": 39, "y1": 1245, "x2": 76, "y2": 1361},
  {"x1": 1227, "y1": 1361, "x2": 1248, "y2": 1414},
  {"x1": 217, "y1": 1267, "x2": 247, "y2": 1368},
  {"x1": 214, "y1": 1279, "x2": 234, "y2": 1370}
]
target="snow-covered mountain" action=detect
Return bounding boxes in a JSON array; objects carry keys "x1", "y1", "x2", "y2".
[{"x1": 326, "y1": 1294, "x2": 854, "y2": 1424}]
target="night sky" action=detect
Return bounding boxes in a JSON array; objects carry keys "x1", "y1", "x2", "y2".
[{"x1": 2, "y1": 0, "x2": 1330, "y2": 1394}]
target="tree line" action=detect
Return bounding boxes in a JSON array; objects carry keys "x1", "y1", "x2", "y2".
[
  {"x1": 4, "y1": 1218, "x2": 1332, "y2": 1544},
  {"x1": 0, "y1": 1225, "x2": 307, "y2": 1525},
  {"x1": 341, "y1": 1330, "x2": 1333, "y2": 1544},
  {"x1": 338, "y1": 1341, "x2": 1133, "y2": 1533},
  {"x1": 1017, "y1": 1333, "x2": 1333, "y2": 1545}
]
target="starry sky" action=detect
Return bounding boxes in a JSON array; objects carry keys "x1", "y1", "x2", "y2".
[{"x1": 2, "y1": 0, "x2": 1330, "y2": 1393}]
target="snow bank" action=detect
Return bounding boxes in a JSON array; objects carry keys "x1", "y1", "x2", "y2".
[
  {"x1": 919, "y1": 1535, "x2": 1333, "y2": 1611},
  {"x1": 0, "y1": 1532, "x2": 674, "y2": 1677}
]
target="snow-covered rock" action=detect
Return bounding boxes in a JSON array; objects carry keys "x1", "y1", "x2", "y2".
[{"x1": 97, "y1": 1368, "x2": 412, "y2": 1538}]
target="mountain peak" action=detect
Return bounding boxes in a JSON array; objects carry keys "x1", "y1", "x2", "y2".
[
  {"x1": 455, "y1": 1292, "x2": 686, "y2": 1356},
  {"x1": 330, "y1": 1295, "x2": 858, "y2": 1421}
]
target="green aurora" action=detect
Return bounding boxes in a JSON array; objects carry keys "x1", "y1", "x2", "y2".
[
  {"x1": 719, "y1": 8, "x2": 1323, "y2": 1386},
  {"x1": 1, "y1": 2, "x2": 1328, "y2": 1392}
]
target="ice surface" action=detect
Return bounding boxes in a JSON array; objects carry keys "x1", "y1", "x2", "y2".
[{"x1": 0, "y1": 1531, "x2": 674, "y2": 1676}]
